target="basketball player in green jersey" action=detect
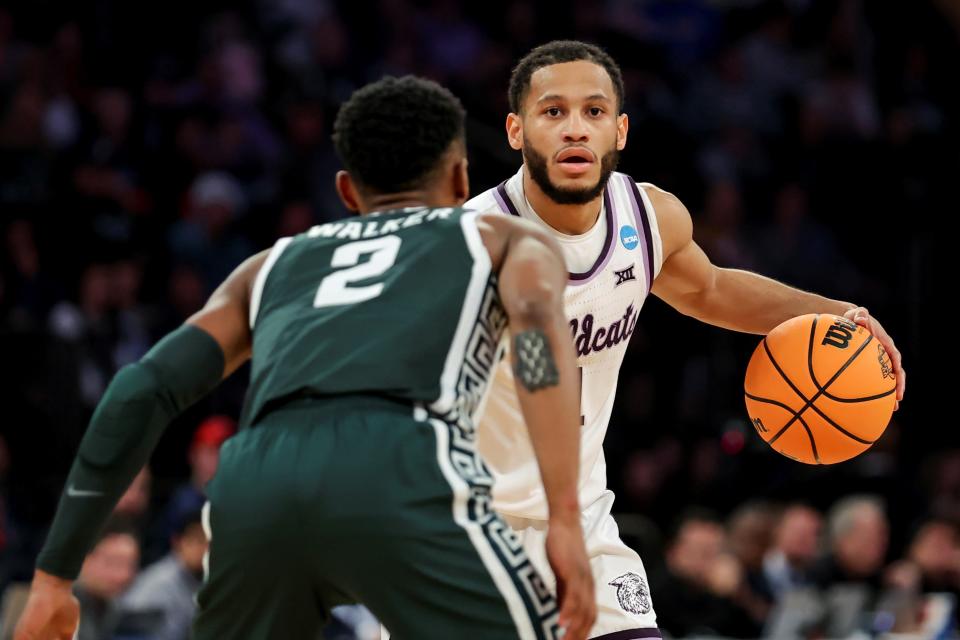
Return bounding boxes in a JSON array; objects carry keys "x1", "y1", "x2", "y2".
[{"x1": 15, "y1": 77, "x2": 596, "y2": 640}]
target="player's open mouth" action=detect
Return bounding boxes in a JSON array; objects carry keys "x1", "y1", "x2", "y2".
[{"x1": 555, "y1": 148, "x2": 595, "y2": 176}]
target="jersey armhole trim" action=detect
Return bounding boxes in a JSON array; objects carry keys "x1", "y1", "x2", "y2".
[
  {"x1": 622, "y1": 176, "x2": 655, "y2": 293},
  {"x1": 429, "y1": 212, "x2": 492, "y2": 415},
  {"x1": 249, "y1": 236, "x2": 293, "y2": 330},
  {"x1": 636, "y1": 183, "x2": 665, "y2": 278}
]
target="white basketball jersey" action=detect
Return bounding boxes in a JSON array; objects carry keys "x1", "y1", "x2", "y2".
[{"x1": 466, "y1": 166, "x2": 663, "y2": 520}]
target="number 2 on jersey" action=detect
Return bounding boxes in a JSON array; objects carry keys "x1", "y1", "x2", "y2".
[{"x1": 314, "y1": 236, "x2": 401, "y2": 308}]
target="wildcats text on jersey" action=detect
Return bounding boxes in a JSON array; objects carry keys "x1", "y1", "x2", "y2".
[{"x1": 570, "y1": 303, "x2": 640, "y2": 357}]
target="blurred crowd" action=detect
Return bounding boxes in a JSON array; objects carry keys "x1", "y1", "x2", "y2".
[
  {"x1": 0, "y1": 0, "x2": 956, "y2": 637},
  {"x1": 628, "y1": 498, "x2": 960, "y2": 637}
]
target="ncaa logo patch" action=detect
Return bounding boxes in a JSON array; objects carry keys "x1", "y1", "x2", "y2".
[
  {"x1": 609, "y1": 572, "x2": 652, "y2": 615},
  {"x1": 619, "y1": 225, "x2": 639, "y2": 250}
]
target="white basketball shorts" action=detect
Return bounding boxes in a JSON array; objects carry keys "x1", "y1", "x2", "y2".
[{"x1": 501, "y1": 490, "x2": 660, "y2": 639}]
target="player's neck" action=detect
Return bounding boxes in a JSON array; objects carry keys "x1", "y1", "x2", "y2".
[
  {"x1": 360, "y1": 190, "x2": 446, "y2": 215},
  {"x1": 522, "y1": 169, "x2": 601, "y2": 236}
]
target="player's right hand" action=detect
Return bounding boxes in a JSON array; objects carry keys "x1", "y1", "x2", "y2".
[
  {"x1": 843, "y1": 306, "x2": 905, "y2": 409},
  {"x1": 14, "y1": 570, "x2": 80, "y2": 640},
  {"x1": 546, "y1": 518, "x2": 596, "y2": 639}
]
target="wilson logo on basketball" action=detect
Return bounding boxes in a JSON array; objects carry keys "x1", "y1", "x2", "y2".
[
  {"x1": 877, "y1": 345, "x2": 894, "y2": 379},
  {"x1": 752, "y1": 417, "x2": 767, "y2": 433},
  {"x1": 821, "y1": 317, "x2": 858, "y2": 349}
]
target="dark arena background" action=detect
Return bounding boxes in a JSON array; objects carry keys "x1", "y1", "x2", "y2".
[{"x1": 0, "y1": 1, "x2": 953, "y2": 638}]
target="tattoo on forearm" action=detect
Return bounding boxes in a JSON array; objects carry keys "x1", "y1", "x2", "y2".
[{"x1": 514, "y1": 329, "x2": 560, "y2": 392}]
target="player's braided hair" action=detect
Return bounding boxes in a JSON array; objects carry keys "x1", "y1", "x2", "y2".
[
  {"x1": 333, "y1": 75, "x2": 466, "y2": 194},
  {"x1": 509, "y1": 40, "x2": 625, "y2": 114}
]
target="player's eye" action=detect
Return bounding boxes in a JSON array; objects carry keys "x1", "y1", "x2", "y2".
[
  {"x1": 588, "y1": 107, "x2": 604, "y2": 117},
  {"x1": 545, "y1": 107, "x2": 562, "y2": 117}
]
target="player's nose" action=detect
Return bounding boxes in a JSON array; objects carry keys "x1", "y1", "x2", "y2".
[{"x1": 562, "y1": 112, "x2": 589, "y2": 142}]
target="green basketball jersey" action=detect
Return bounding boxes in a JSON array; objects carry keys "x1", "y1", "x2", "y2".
[{"x1": 241, "y1": 207, "x2": 507, "y2": 429}]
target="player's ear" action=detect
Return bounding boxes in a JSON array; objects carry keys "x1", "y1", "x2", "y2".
[
  {"x1": 616, "y1": 113, "x2": 628, "y2": 151},
  {"x1": 506, "y1": 113, "x2": 523, "y2": 151},
  {"x1": 335, "y1": 171, "x2": 361, "y2": 212},
  {"x1": 453, "y1": 156, "x2": 469, "y2": 204}
]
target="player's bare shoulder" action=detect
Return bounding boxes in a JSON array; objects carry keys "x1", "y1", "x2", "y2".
[
  {"x1": 638, "y1": 182, "x2": 692, "y2": 260},
  {"x1": 220, "y1": 248, "x2": 272, "y2": 311}
]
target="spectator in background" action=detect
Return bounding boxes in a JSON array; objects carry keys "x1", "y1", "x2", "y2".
[
  {"x1": 73, "y1": 518, "x2": 140, "y2": 640},
  {"x1": 157, "y1": 264, "x2": 207, "y2": 336},
  {"x1": 726, "y1": 501, "x2": 778, "y2": 620},
  {"x1": 739, "y1": 5, "x2": 808, "y2": 100},
  {"x1": 811, "y1": 495, "x2": 889, "y2": 591},
  {"x1": 212, "y1": 41, "x2": 284, "y2": 183},
  {"x1": 926, "y1": 451, "x2": 960, "y2": 524},
  {"x1": 41, "y1": 23, "x2": 83, "y2": 152},
  {"x1": 0, "y1": 83, "x2": 50, "y2": 210},
  {"x1": 46, "y1": 258, "x2": 152, "y2": 409},
  {"x1": 651, "y1": 509, "x2": 759, "y2": 638},
  {"x1": 278, "y1": 100, "x2": 346, "y2": 221},
  {"x1": 886, "y1": 519, "x2": 960, "y2": 602},
  {"x1": 71, "y1": 86, "x2": 150, "y2": 224},
  {"x1": 167, "y1": 172, "x2": 253, "y2": 293},
  {"x1": 755, "y1": 183, "x2": 861, "y2": 299},
  {"x1": 910, "y1": 520, "x2": 960, "y2": 595},
  {"x1": 763, "y1": 504, "x2": 823, "y2": 599},
  {"x1": 803, "y1": 57, "x2": 881, "y2": 141},
  {"x1": 692, "y1": 180, "x2": 756, "y2": 270},
  {"x1": 47, "y1": 262, "x2": 117, "y2": 408},
  {"x1": 113, "y1": 467, "x2": 153, "y2": 556},
  {"x1": 109, "y1": 257, "x2": 151, "y2": 368},
  {"x1": 117, "y1": 510, "x2": 207, "y2": 640},
  {"x1": 684, "y1": 46, "x2": 780, "y2": 136},
  {"x1": 2, "y1": 219, "x2": 59, "y2": 329},
  {"x1": 159, "y1": 416, "x2": 233, "y2": 547},
  {"x1": 276, "y1": 200, "x2": 318, "y2": 238},
  {"x1": 416, "y1": 0, "x2": 486, "y2": 80}
]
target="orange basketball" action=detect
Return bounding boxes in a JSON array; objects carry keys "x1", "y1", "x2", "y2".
[{"x1": 744, "y1": 313, "x2": 896, "y2": 465}]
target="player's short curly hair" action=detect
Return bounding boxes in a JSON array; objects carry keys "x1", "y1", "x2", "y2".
[
  {"x1": 333, "y1": 76, "x2": 466, "y2": 194},
  {"x1": 509, "y1": 40, "x2": 625, "y2": 114}
]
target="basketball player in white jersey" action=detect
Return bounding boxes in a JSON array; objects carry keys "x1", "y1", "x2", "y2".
[{"x1": 466, "y1": 41, "x2": 906, "y2": 639}]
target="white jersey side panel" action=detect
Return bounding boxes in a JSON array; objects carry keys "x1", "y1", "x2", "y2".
[{"x1": 466, "y1": 167, "x2": 663, "y2": 519}]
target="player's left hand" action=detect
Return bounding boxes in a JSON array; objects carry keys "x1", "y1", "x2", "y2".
[
  {"x1": 843, "y1": 306, "x2": 905, "y2": 410},
  {"x1": 546, "y1": 518, "x2": 596, "y2": 640},
  {"x1": 14, "y1": 570, "x2": 80, "y2": 640}
]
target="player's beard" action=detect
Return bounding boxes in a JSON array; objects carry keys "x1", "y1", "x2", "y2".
[{"x1": 523, "y1": 138, "x2": 620, "y2": 205}]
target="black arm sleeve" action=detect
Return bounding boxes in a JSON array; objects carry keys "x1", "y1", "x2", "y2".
[{"x1": 36, "y1": 324, "x2": 225, "y2": 579}]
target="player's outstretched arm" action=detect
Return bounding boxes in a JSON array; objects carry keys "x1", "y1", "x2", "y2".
[
  {"x1": 15, "y1": 250, "x2": 267, "y2": 640},
  {"x1": 479, "y1": 214, "x2": 596, "y2": 639},
  {"x1": 647, "y1": 185, "x2": 904, "y2": 405}
]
